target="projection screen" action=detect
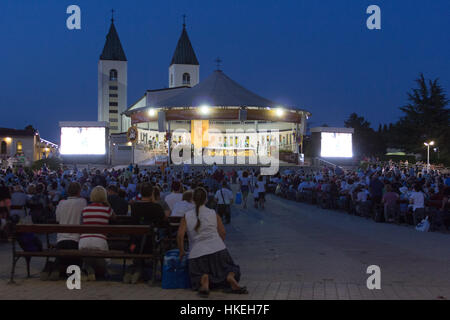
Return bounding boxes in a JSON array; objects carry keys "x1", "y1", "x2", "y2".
[
  {"x1": 60, "y1": 127, "x2": 106, "y2": 155},
  {"x1": 320, "y1": 132, "x2": 353, "y2": 158}
]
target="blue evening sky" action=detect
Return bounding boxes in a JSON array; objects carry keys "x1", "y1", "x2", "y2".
[{"x1": 0, "y1": 0, "x2": 449, "y2": 142}]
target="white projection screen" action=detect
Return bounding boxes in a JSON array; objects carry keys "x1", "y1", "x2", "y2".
[
  {"x1": 60, "y1": 127, "x2": 106, "y2": 155},
  {"x1": 320, "y1": 132, "x2": 353, "y2": 158}
]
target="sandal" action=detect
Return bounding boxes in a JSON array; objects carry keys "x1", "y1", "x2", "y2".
[{"x1": 198, "y1": 289, "x2": 210, "y2": 298}]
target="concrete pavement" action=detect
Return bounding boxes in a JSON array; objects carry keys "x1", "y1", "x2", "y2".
[{"x1": 1, "y1": 192, "x2": 450, "y2": 300}]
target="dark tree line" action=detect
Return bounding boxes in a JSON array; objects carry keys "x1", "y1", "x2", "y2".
[{"x1": 344, "y1": 73, "x2": 450, "y2": 165}]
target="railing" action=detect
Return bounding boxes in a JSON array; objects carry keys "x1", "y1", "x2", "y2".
[{"x1": 313, "y1": 157, "x2": 339, "y2": 169}]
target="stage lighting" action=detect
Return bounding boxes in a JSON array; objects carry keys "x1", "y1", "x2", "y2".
[
  {"x1": 200, "y1": 105, "x2": 210, "y2": 115},
  {"x1": 148, "y1": 108, "x2": 156, "y2": 117},
  {"x1": 276, "y1": 108, "x2": 284, "y2": 117}
]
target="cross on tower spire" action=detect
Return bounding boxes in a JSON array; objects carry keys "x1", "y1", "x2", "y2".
[
  {"x1": 111, "y1": 9, "x2": 115, "y2": 22},
  {"x1": 182, "y1": 14, "x2": 186, "y2": 28},
  {"x1": 215, "y1": 57, "x2": 222, "y2": 71}
]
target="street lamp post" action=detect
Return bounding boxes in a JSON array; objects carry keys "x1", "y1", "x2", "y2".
[{"x1": 424, "y1": 141, "x2": 435, "y2": 171}]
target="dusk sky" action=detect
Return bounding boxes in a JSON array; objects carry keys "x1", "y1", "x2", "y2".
[{"x1": 0, "y1": 0, "x2": 449, "y2": 143}]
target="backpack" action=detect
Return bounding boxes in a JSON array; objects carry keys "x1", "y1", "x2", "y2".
[
  {"x1": 17, "y1": 232, "x2": 43, "y2": 252},
  {"x1": 162, "y1": 249, "x2": 191, "y2": 289}
]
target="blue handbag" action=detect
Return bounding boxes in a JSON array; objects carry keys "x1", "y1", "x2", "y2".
[
  {"x1": 162, "y1": 249, "x2": 191, "y2": 289},
  {"x1": 235, "y1": 192, "x2": 242, "y2": 205}
]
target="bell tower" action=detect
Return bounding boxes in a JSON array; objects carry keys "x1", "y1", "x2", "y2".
[
  {"x1": 98, "y1": 11, "x2": 128, "y2": 133},
  {"x1": 169, "y1": 16, "x2": 200, "y2": 88}
]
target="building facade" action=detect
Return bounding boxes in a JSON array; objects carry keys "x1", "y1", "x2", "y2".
[{"x1": 0, "y1": 127, "x2": 58, "y2": 166}]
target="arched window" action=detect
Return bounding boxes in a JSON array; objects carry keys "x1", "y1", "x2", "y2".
[
  {"x1": 110, "y1": 69, "x2": 118, "y2": 81},
  {"x1": 182, "y1": 73, "x2": 190, "y2": 85},
  {"x1": 170, "y1": 74, "x2": 174, "y2": 86},
  {"x1": 16, "y1": 141, "x2": 23, "y2": 154},
  {"x1": 1, "y1": 141, "x2": 6, "y2": 154}
]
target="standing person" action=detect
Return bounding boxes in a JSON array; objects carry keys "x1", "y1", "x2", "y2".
[
  {"x1": 177, "y1": 187, "x2": 247, "y2": 298},
  {"x1": 256, "y1": 175, "x2": 266, "y2": 210},
  {"x1": 239, "y1": 171, "x2": 250, "y2": 209},
  {"x1": 369, "y1": 174, "x2": 384, "y2": 208},
  {"x1": 79, "y1": 186, "x2": 114, "y2": 281},
  {"x1": 10, "y1": 185, "x2": 27, "y2": 221},
  {"x1": 409, "y1": 184, "x2": 425, "y2": 225},
  {"x1": 382, "y1": 184, "x2": 399, "y2": 222},
  {"x1": 183, "y1": 163, "x2": 190, "y2": 179},
  {"x1": 52, "y1": 182, "x2": 87, "y2": 280},
  {"x1": 214, "y1": 181, "x2": 234, "y2": 224}
]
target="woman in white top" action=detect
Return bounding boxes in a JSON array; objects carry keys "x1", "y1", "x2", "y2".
[
  {"x1": 177, "y1": 187, "x2": 247, "y2": 298},
  {"x1": 255, "y1": 175, "x2": 266, "y2": 210},
  {"x1": 239, "y1": 171, "x2": 250, "y2": 209}
]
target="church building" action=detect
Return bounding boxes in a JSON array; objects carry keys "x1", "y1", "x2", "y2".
[{"x1": 97, "y1": 16, "x2": 310, "y2": 165}]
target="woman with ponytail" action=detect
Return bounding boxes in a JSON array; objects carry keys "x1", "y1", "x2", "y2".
[{"x1": 177, "y1": 187, "x2": 247, "y2": 298}]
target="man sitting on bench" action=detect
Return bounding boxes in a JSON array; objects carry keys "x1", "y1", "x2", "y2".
[{"x1": 48, "y1": 182, "x2": 87, "y2": 280}]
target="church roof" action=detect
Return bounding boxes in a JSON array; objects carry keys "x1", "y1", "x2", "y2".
[
  {"x1": 170, "y1": 26, "x2": 199, "y2": 66},
  {"x1": 155, "y1": 70, "x2": 281, "y2": 109},
  {"x1": 0, "y1": 127, "x2": 37, "y2": 137},
  {"x1": 125, "y1": 86, "x2": 190, "y2": 115},
  {"x1": 100, "y1": 20, "x2": 127, "y2": 61}
]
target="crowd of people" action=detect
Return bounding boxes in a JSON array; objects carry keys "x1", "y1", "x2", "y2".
[
  {"x1": 1, "y1": 160, "x2": 448, "y2": 295},
  {"x1": 274, "y1": 161, "x2": 450, "y2": 229},
  {"x1": 0, "y1": 163, "x2": 271, "y2": 296}
]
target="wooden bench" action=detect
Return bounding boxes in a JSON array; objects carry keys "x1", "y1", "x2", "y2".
[
  {"x1": 10, "y1": 224, "x2": 162, "y2": 283},
  {"x1": 160, "y1": 217, "x2": 190, "y2": 252}
]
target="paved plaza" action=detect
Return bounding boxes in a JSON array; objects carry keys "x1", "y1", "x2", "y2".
[{"x1": 1, "y1": 192, "x2": 450, "y2": 300}]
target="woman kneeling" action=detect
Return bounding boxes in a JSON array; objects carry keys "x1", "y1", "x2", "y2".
[{"x1": 177, "y1": 187, "x2": 248, "y2": 298}]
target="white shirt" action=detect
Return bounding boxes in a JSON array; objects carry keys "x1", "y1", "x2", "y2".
[
  {"x1": 239, "y1": 176, "x2": 250, "y2": 186},
  {"x1": 164, "y1": 192, "x2": 183, "y2": 211},
  {"x1": 185, "y1": 206, "x2": 226, "y2": 259},
  {"x1": 409, "y1": 191, "x2": 425, "y2": 211},
  {"x1": 297, "y1": 181, "x2": 310, "y2": 192},
  {"x1": 256, "y1": 181, "x2": 266, "y2": 193},
  {"x1": 357, "y1": 191, "x2": 369, "y2": 202},
  {"x1": 214, "y1": 188, "x2": 234, "y2": 205},
  {"x1": 127, "y1": 183, "x2": 137, "y2": 194},
  {"x1": 171, "y1": 200, "x2": 195, "y2": 217},
  {"x1": 55, "y1": 197, "x2": 87, "y2": 243}
]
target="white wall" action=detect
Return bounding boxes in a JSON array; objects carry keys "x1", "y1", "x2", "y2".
[
  {"x1": 1, "y1": 136, "x2": 36, "y2": 162},
  {"x1": 169, "y1": 64, "x2": 199, "y2": 88},
  {"x1": 98, "y1": 60, "x2": 127, "y2": 133}
]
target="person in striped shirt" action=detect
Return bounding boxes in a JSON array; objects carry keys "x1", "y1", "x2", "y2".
[{"x1": 79, "y1": 186, "x2": 115, "y2": 281}]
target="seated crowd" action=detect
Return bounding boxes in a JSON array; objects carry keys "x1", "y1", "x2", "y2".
[
  {"x1": 0, "y1": 164, "x2": 250, "y2": 296},
  {"x1": 274, "y1": 161, "x2": 450, "y2": 230}
]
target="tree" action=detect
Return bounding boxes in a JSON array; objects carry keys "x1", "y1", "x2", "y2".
[
  {"x1": 396, "y1": 73, "x2": 450, "y2": 163},
  {"x1": 344, "y1": 113, "x2": 385, "y2": 157}
]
